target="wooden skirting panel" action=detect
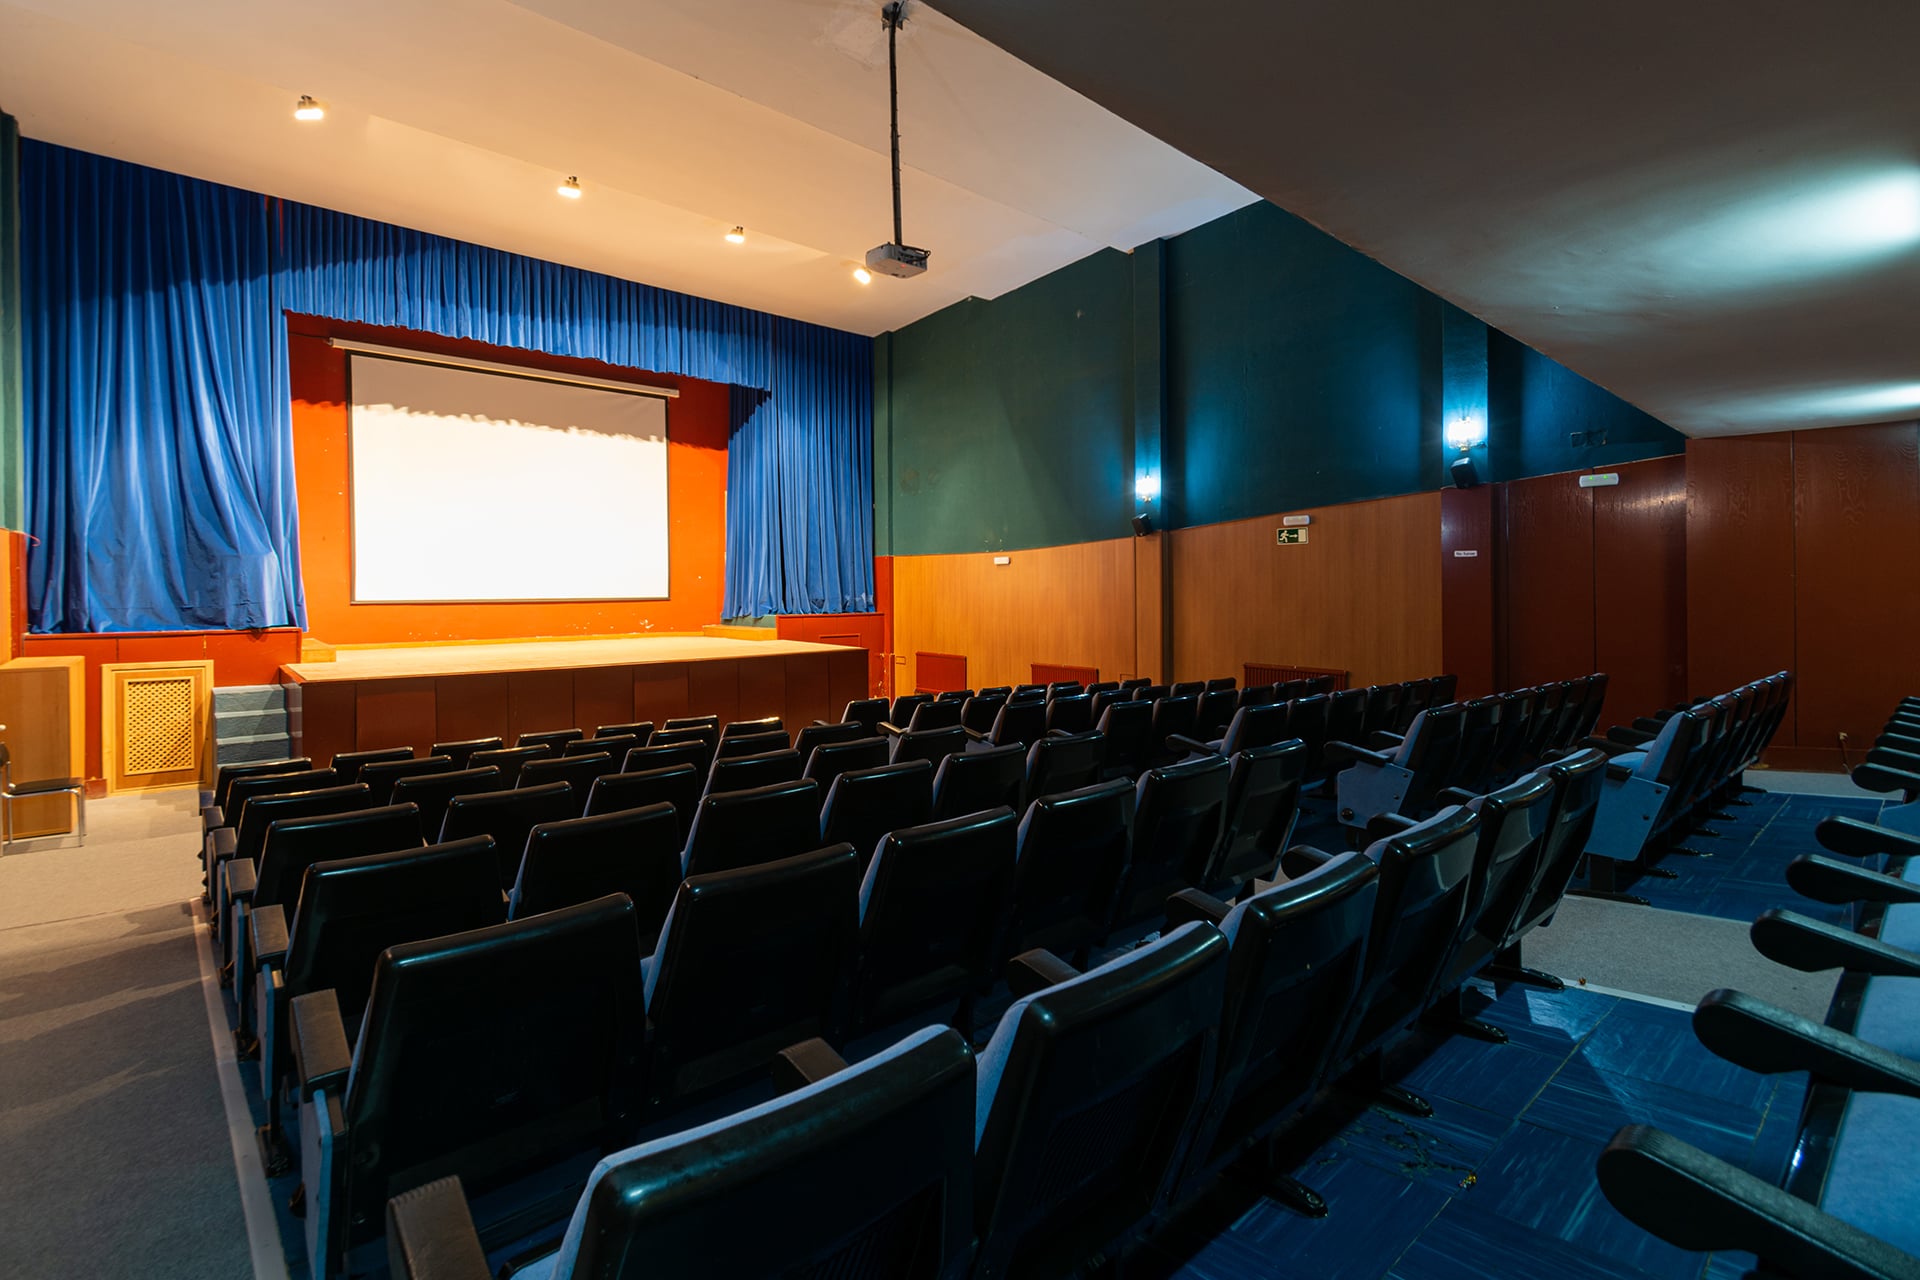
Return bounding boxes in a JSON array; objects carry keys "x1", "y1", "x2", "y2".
[
  {"x1": 891, "y1": 541, "x2": 1138, "y2": 693},
  {"x1": 0, "y1": 656, "x2": 85, "y2": 835},
  {"x1": 1170, "y1": 492, "x2": 1443, "y2": 688}
]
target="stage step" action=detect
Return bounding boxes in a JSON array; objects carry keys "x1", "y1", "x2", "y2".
[
  {"x1": 213, "y1": 684, "x2": 288, "y2": 714},
  {"x1": 215, "y1": 732, "x2": 298, "y2": 765},
  {"x1": 215, "y1": 685, "x2": 292, "y2": 765}
]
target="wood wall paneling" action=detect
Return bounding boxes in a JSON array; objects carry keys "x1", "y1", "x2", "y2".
[
  {"x1": 1134, "y1": 533, "x2": 1167, "y2": 684},
  {"x1": 783, "y1": 654, "x2": 832, "y2": 729},
  {"x1": 891, "y1": 540, "x2": 1138, "y2": 692},
  {"x1": 1439, "y1": 485, "x2": 1497, "y2": 699},
  {"x1": 356, "y1": 677, "x2": 437, "y2": 751},
  {"x1": 1592, "y1": 455, "x2": 1689, "y2": 725},
  {"x1": 1685, "y1": 434, "x2": 1797, "y2": 744},
  {"x1": 825, "y1": 649, "x2": 870, "y2": 722},
  {"x1": 633, "y1": 663, "x2": 691, "y2": 725},
  {"x1": 0, "y1": 657, "x2": 85, "y2": 834},
  {"x1": 1169, "y1": 492, "x2": 1443, "y2": 688},
  {"x1": 686, "y1": 661, "x2": 741, "y2": 728},
  {"x1": 775, "y1": 613, "x2": 885, "y2": 700},
  {"x1": 433, "y1": 674, "x2": 510, "y2": 747},
  {"x1": 293, "y1": 680, "x2": 356, "y2": 771},
  {"x1": 1791, "y1": 421, "x2": 1920, "y2": 754},
  {"x1": 1501, "y1": 472, "x2": 1596, "y2": 690},
  {"x1": 507, "y1": 670, "x2": 576, "y2": 741},
  {"x1": 737, "y1": 657, "x2": 785, "y2": 721},
  {"x1": 574, "y1": 666, "x2": 638, "y2": 734}
]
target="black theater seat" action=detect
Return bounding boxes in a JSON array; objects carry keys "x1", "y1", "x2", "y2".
[
  {"x1": 664, "y1": 714, "x2": 720, "y2": 731},
  {"x1": 438, "y1": 781, "x2": 576, "y2": 887},
  {"x1": 584, "y1": 765, "x2": 703, "y2": 840},
  {"x1": 704, "y1": 747, "x2": 804, "y2": 795},
  {"x1": 359, "y1": 755, "x2": 458, "y2": 805},
  {"x1": 1207, "y1": 739, "x2": 1308, "y2": 898},
  {"x1": 519, "y1": 752, "x2": 617, "y2": 815},
  {"x1": 713, "y1": 729, "x2": 789, "y2": 760},
  {"x1": 567, "y1": 733, "x2": 638, "y2": 765},
  {"x1": 327, "y1": 747, "x2": 412, "y2": 786},
  {"x1": 681, "y1": 778, "x2": 823, "y2": 877},
  {"x1": 1110, "y1": 754, "x2": 1229, "y2": 935},
  {"x1": 1096, "y1": 700, "x2": 1154, "y2": 780},
  {"x1": 1432, "y1": 770, "x2": 1562, "y2": 1012},
  {"x1": 517, "y1": 728, "x2": 583, "y2": 755},
  {"x1": 641, "y1": 846, "x2": 860, "y2": 1115},
  {"x1": 931, "y1": 741, "x2": 1025, "y2": 820},
  {"x1": 218, "y1": 782, "x2": 373, "y2": 965},
  {"x1": 1044, "y1": 692, "x2": 1093, "y2": 735},
  {"x1": 962, "y1": 693, "x2": 1008, "y2": 735},
  {"x1": 1024, "y1": 729, "x2": 1105, "y2": 804},
  {"x1": 979, "y1": 699, "x2": 1047, "y2": 750},
  {"x1": 292, "y1": 894, "x2": 646, "y2": 1280},
  {"x1": 836, "y1": 697, "x2": 890, "y2": 733},
  {"x1": 508, "y1": 803, "x2": 682, "y2": 948},
  {"x1": 467, "y1": 744, "x2": 552, "y2": 787},
  {"x1": 1194, "y1": 688, "x2": 1237, "y2": 738},
  {"x1": 820, "y1": 759, "x2": 933, "y2": 870},
  {"x1": 428, "y1": 736, "x2": 504, "y2": 769},
  {"x1": 1332, "y1": 701, "x2": 1468, "y2": 832},
  {"x1": 386, "y1": 1026, "x2": 976, "y2": 1280},
  {"x1": 204, "y1": 767, "x2": 341, "y2": 892},
  {"x1": 891, "y1": 725, "x2": 966, "y2": 770},
  {"x1": 972, "y1": 922, "x2": 1229, "y2": 1279},
  {"x1": 646, "y1": 726, "x2": 718, "y2": 773},
  {"x1": 888, "y1": 694, "x2": 933, "y2": 728},
  {"x1": 592, "y1": 721, "x2": 653, "y2": 743},
  {"x1": 791, "y1": 719, "x2": 871, "y2": 762},
  {"x1": 1003, "y1": 777, "x2": 1134, "y2": 966},
  {"x1": 621, "y1": 740, "x2": 708, "y2": 777},
  {"x1": 722, "y1": 715, "x2": 785, "y2": 744},
  {"x1": 1483, "y1": 747, "x2": 1607, "y2": 987},
  {"x1": 801, "y1": 735, "x2": 892, "y2": 793},
  {"x1": 389, "y1": 766, "x2": 500, "y2": 836},
  {"x1": 1324, "y1": 687, "x2": 1369, "y2": 758},
  {"x1": 852, "y1": 807, "x2": 1016, "y2": 1034},
  {"x1": 895, "y1": 698, "x2": 963, "y2": 733},
  {"x1": 205, "y1": 756, "x2": 313, "y2": 821}
]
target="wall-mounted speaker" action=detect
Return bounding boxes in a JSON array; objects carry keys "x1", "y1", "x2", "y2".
[
  {"x1": 1131, "y1": 512, "x2": 1154, "y2": 536},
  {"x1": 1450, "y1": 456, "x2": 1479, "y2": 490}
]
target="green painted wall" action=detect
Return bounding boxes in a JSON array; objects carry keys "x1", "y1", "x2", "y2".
[
  {"x1": 876, "y1": 200, "x2": 1685, "y2": 556},
  {"x1": 0, "y1": 112, "x2": 22, "y2": 531}
]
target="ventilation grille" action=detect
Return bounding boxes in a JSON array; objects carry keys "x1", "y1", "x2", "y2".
[
  {"x1": 1031, "y1": 663, "x2": 1099, "y2": 687},
  {"x1": 122, "y1": 676, "x2": 197, "y2": 775},
  {"x1": 1244, "y1": 663, "x2": 1349, "y2": 691}
]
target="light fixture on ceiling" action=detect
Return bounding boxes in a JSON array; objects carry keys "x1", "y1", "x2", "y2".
[
  {"x1": 557, "y1": 176, "x2": 583, "y2": 200},
  {"x1": 852, "y1": 266, "x2": 873, "y2": 285},
  {"x1": 725, "y1": 226, "x2": 746, "y2": 244},
  {"x1": 293, "y1": 95, "x2": 326, "y2": 122},
  {"x1": 863, "y1": 3, "x2": 932, "y2": 280}
]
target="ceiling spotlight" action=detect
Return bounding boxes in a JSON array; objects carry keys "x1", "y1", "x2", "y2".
[
  {"x1": 293, "y1": 95, "x2": 326, "y2": 122},
  {"x1": 557, "y1": 176, "x2": 583, "y2": 200},
  {"x1": 852, "y1": 266, "x2": 873, "y2": 285},
  {"x1": 725, "y1": 226, "x2": 746, "y2": 244}
]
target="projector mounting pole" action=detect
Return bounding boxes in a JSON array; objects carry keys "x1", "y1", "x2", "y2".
[{"x1": 885, "y1": 2, "x2": 905, "y2": 247}]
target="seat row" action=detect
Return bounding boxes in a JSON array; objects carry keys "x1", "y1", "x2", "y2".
[
  {"x1": 282, "y1": 743, "x2": 1606, "y2": 1278},
  {"x1": 1597, "y1": 741, "x2": 1920, "y2": 1277},
  {"x1": 1848, "y1": 695, "x2": 1920, "y2": 835}
]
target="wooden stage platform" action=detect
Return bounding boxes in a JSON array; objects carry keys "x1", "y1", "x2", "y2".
[{"x1": 281, "y1": 636, "x2": 870, "y2": 768}]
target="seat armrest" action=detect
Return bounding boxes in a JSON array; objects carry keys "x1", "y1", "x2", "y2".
[
  {"x1": 1596, "y1": 1125, "x2": 1919, "y2": 1280},
  {"x1": 1853, "y1": 761, "x2": 1920, "y2": 798},
  {"x1": 1365, "y1": 812, "x2": 1419, "y2": 844},
  {"x1": 772, "y1": 1037, "x2": 851, "y2": 1094},
  {"x1": 223, "y1": 857, "x2": 257, "y2": 905},
  {"x1": 1876, "y1": 729, "x2": 1920, "y2": 752},
  {"x1": 1165, "y1": 888, "x2": 1233, "y2": 930},
  {"x1": 291, "y1": 990, "x2": 353, "y2": 1100},
  {"x1": 1005, "y1": 948, "x2": 1082, "y2": 999},
  {"x1": 1365, "y1": 730, "x2": 1406, "y2": 750},
  {"x1": 385, "y1": 1177, "x2": 492, "y2": 1280},
  {"x1": 250, "y1": 903, "x2": 290, "y2": 971},
  {"x1": 1630, "y1": 717, "x2": 1668, "y2": 735},
  {"x1": 1579, "y1": 735, "x2": 1635, "y2": 759},
  {"x1": 1751, "y1": 909, "x2": 1920, "y2": 979},
  {"x1": 1280, "y1": 843, "x2": 1336, "y2": 880},
  {"x1": 1786, "y1": 854, "x2": 1920, "y2": 906},
  {"x1": 878, "y1": 721, "x2": 906, "y2": 737},
  {"x1": 1816, "y1": 816, "x2": 1920, "y2": 862},
  {"x1": 1692, "y1": 988, "x2": 1920, "y2": 1100},
  {"x1": 963, "y1": 727, "x2": 987, "y2": 743},
  {"x1": 208, "y1": 826, "x2": 238, "y2": 865},
  {"x1": 1324, "y1": 740, "x2": 1390, "y2": 770},
  {"x1": 1607, "y1": 725, "x2": 1656, "y2": 747},
  {"x1": 1435, "y1": 786, "x2": 1478, "y2": 808},
  {"x1": 202, "y1": 804, "x2": 225, "y2": 832},
  {"x1": 1166, "y1": 734, "x2": 1213, "y2": 756},
  {"x1": 1605, "y1": 758, "x2": 1637, "y2": 781},
  {"x1": 1866, "y1": 746, "x2": 1920, "y2": 773}
]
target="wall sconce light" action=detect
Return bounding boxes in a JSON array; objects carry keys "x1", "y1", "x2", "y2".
[
  {"x1": 1134, "y1": 472, "x2": 1161, "y2": 502},
  {"x1": 1444, "y1": 412, "x2": 1485, "y2": 452}
]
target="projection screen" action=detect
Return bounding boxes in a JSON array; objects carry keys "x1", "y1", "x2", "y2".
[{"x1": 348, "y1": 353, "x2": 670, "y2": 602}]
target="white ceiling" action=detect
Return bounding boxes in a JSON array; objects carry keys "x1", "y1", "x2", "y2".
[
  {"x1": 0, "y1": 0, "x2": 1254, "y2": 337},
  {"x1": 939, "y1": 0, "x2": 1920, "y2": 437}
]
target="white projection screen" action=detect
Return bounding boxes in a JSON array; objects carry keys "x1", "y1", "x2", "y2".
[{"x1": 348, "y1": 353, "x2": 670, "y2": 602}]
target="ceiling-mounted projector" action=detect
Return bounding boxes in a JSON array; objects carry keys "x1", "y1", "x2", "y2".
[{"x1": 866, "y1": 2, "x2": 932, "y2": 280}]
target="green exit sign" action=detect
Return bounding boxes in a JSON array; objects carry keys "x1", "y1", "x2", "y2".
[{"x1": 1275, "y1": 527, "x2": 1309, "y2": 545}]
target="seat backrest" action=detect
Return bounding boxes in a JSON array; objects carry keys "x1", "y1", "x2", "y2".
[
  {"x1": 891, "y1": 725, "x2": 967, "y2": 770},
  {"x1": 544, "y1": 1026, "x2": 976, "y2": 1280},
  {"x1": 509, "y1": 803, "x2": 683, "y2": 950},
  {"x1": 855, "y1": 807, "x2": 1017, "y2": 1031},
  {"x1": 428, "y1": 737, "x2": 505, "y2": 769},
  {"x1": 1025, "y1": 730, "x2": 1107, "y2": 804},
  {"x1": 388, "y1": 767, "x2": 501, "y2": 842},
  {"x1": 520, "y1": 753, "x2": 618, "y2": 816},
  {"x1": 802, "y1": 736, "x2": 892, "y2": 793},
  {"x1": 962, "y1": 694, "x2": 1008, "y2": 735},
  {"x1": 1359, "y1": 683, "x2": 1403, "y2": 738},
  {"x1": 328, "y1": 748, "x2": 411, "y2": 786},
  {"x1": 977, "y1": 685, "x2": 1014, "y2": 700},
  {"x1": 1007, "y1": 778, "x2": 1135, "y2": 961},
  {"x1": 1115, "y1": 755, "x2": 1230, "y2": 930},
  {"x1": 225, "y1": 768, "x2": 342, "y2": 830},
  {"x1": 704, "y1": 748, "x2": 804, "y2": 796},
  {"x1": 1046, "y1": 682, "x2": 1084, "y2": 700},
  {"x1": 568, "y1": 734, "x2": 639, "y2": 766},
  {"x1": 649, "y1": 725, "x2": 719, "y2": 771},
  {"x1": 1194, "y1": 689, "x2": 1237, "y2": 738},
  {"x1": 1183, "y1": 852, "x2": 1378, "y2": 1186},
  {"x1": 468, "y1": 745, "x2": 553, "y2": 787},
  {"x1": 1451, "y1": 770, "x2": 1561, "y2": 982},
  {"x1": 584, "y1": 765, "x2": 702, "y2": 841},
  {"x1": 1524, "y1": 682, "x2": 1571, "y2": 757},
  {"x1": 1219, "y1": 702, "x2": 1292, "y2": 756},
  {"x1": 1046, "y1": 693, "x2": 1094, "y2": 735},
  {"x1": 1325, "y1": 687, "x2": 1369, "y2": 747},
  {"x1": 1087, "y1": 681, "x2": 1120, "y2": 697},
  {"x1": 1488, "y1": 689, "x2": 1538, "y2": 777},
  {"x1": 593, "y1": 722, "x2": 654, "y2": 743},
  {"x1": 621, "y1": 741, "x2": 708, "y2": 778},
  {"x1": 644, "y1": 845, "x2": 861, "y2": 1109},
  {"x1": 1397, "y1": 679, "x2": 1435, "y2": 731},
  {"x1": 1339, "y1": 805, "x2": 1482, "y2": 1063},
  {"x1": 235, "y1": 782, "x2": 372, "y2": 867},
  {"x1": 1150, "y1": 697, "x2": 1201, "y2": 759},
  {"x1": 1235, "y1": 684, "x2": 1277, "y2": 709},
  {"x1": 972, "y1": 922, "x2": 1229, "y2": 1280},
  {"x1": 1398, "y1": 704, "x2": 1470, "y2": 814},
  {"x1": 1284, "y1": 694, "x2": 1331, "y2": 773},
  {"x1": 935, "y1": 688, "x2": 974, "y2": 702},
  {"x1": 1572, "y1": 672, "x2": 1610, "y2": 740},
  {"x1": 438, "y1": 782, "x2": 577, "y2": 888},
  {"x1": 282, "y1": 835, "x2": 504, "y2": 1034},
  {"x1": 930, "y1": 742, "x2": 1026, "y2": 820},
  {"x1": 1097, "y1": 700, "x2": 1155, "y2": 778},
  {"x1": 990, "y1": 700, "x2": 1049, "y2": 748},
  {"x1": 905, "y1": 699, "x2": 964, "y2": 732},
  {"x1": 721, "y1": 716, "x2": 786, "y2": 743},
  {"x1": 682, "y1": 778, "x2": 824, "y2": 877},
  {"x1": 339, "y1": 896, "x2": 647, "y2": 1259},
  {"x1": 1546, "y1": 675, "x2": 1589, "y2": 749},
  {"x1": 820, "y1": 760, "x2": 934, "y2": 870},
  {"x1": 1206, "y1": 677, "x2": 1236, "y2": 693},
  {"x1": 792, "y1": 719, "x2": 872, "y2": 761},
  {"x1": 1170, "y1": 681, "x2": 1206, "y2": 699},
  {"x1": 1208, "y1": 740, "x2": 1308, "y2": 895},
  {"x1": 1118, "y1": 678, "x2": 1151, "y2": 693},
  {"x1": 214, "y1": 757, "x2": 313, "y2": 809},
  {"x1": 358, "y1": 755, "x2": 458, "y2": 806},
  {"x1": 256, "y1": 802, "x2": 424, "y2": 911},
  {"x1": 889, "y1": 693, "x2": 933, "y2": 727},
  {"x1": 841, "y1": 698, "x2": 890, "y2": 732},
  {"x1": 518, "y1": 728, "x2": 584, "y2": 754},
  {"x1": 663, "y1": 715, "x2": 720, "y2": 731}
]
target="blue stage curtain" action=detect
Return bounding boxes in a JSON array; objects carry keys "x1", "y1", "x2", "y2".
[
  {"x1": 273, "y1": 202, "x2": 873, "y2": 616},
  {"x1": 20, "y1": 143, "x2": 304, "y2": 631}
]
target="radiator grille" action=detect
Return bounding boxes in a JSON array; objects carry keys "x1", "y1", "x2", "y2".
[
  {"x1": 122, "y1": 676, "x2": 197, "y2": 775},
  {"x1": 1244, "y1": 663, "x2": 1349, "y2": 691},
  {"x1": 1031, "y1": 663, "x2": 1099, "y2": 686}
]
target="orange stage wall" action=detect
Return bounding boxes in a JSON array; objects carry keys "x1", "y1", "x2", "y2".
[{"x1": 287, "y1": 315, "x2": 730, "y2": 645}]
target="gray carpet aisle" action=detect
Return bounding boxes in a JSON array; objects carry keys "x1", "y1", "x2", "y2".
[{"x1": 0, "y1": 794, "x2": 254, "y2": 1280}]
